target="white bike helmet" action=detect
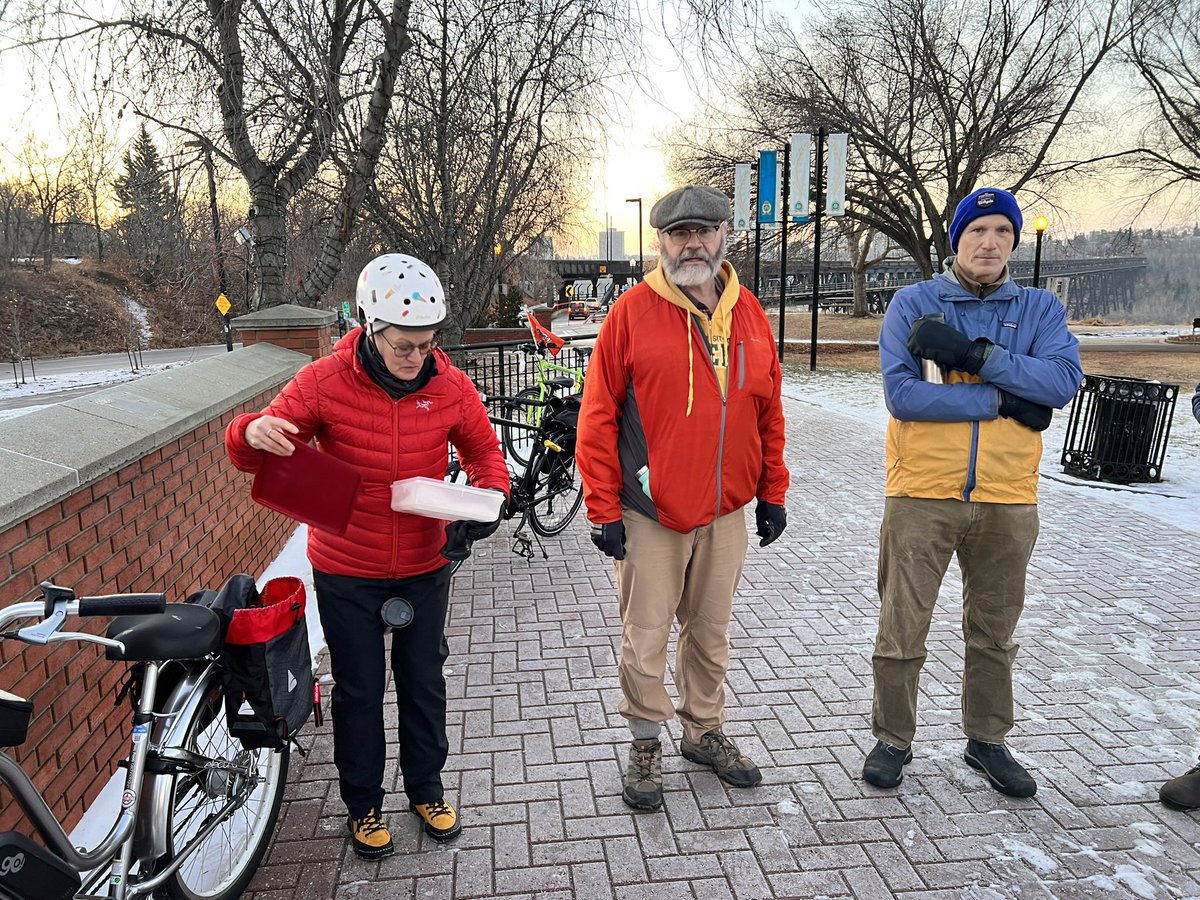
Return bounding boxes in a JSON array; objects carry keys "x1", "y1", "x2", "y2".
[{"x1": 356, "y1": 253, "x2": 447, "y2": 332}]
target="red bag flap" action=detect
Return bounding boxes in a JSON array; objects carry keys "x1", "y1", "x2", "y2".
[{"x1": 225, "y1": 576, "x2": 306, "y2": 645}]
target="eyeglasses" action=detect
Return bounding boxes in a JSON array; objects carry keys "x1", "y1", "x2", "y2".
[
  {"x1": 664, "y1": 225, "x2": 721, "y2": 244},
  {"x1": 375, "y1": 331, "x2": 436, "y2": 358}
]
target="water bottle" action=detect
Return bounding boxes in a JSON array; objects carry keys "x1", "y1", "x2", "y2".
[
  {"x1": 917, "y1": 312, "x2": 947, "y2": 384},
  {"x1": 636, "y1": 465, "x2": 652, "y2": 500}
]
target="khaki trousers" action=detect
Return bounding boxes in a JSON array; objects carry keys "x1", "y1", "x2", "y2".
[
  {"x1": 615, "y1": 508, "x2": 748, "y2": 744},
  {"x1": 872, "y1": 496, "x2": 1039, "y2": 748}
]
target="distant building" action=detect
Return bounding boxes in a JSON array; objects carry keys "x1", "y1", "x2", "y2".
[
  {"x1": 528, "y1": 235, "x2": 554, "y2": 258},
  {"x1": 599, "y1": 229, "x2": 624, "y2": 260}
]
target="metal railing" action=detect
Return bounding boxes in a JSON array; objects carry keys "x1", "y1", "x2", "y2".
[{"x1": 441, "y1": 334, "x2": 598, "y2": 401}]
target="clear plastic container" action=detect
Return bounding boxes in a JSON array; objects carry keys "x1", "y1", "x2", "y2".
[{"x1": 390, "y1": 477, "x2": 504, "y2": 521}]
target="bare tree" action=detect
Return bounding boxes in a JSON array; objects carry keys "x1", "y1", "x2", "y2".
[
  {"x1": 1125, "y1": 0, "x2": 1200, "y2": 188},
  {"x1": 14, "y1": 137, "x2": 81, "y2": 270},
  {"x1": 362, "y1": 0, "x2": 617, "y2": 342},
  {"x1": 17, "y1": 0, "x2": 414, "y2": 309},
  {"x1": 681, "y1": 0, "x2": 1142, "y2": 277}
]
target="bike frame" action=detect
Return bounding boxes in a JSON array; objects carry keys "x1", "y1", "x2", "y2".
[{"x1": 0, "y1": 599, "x2": 250, "y2": 899}]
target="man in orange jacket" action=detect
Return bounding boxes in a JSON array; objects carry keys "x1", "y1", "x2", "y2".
[{"x1": 576, "y1": 184, "x2": 790, "y2": 810}]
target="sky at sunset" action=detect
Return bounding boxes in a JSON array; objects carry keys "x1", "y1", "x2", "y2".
[{"x1": 1, "y1": 1, "x2": 1195, "y2": 259}]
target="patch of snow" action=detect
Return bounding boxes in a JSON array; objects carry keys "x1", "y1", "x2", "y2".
[
  {"x1": 0, "y1": 363, "x2": 183, "y2": 400},
  {"x1": 776, "y1": 799, "x2": 802, "y2": 815},
  {"x1": 998, "y1": 838, "x2": 1058, "y2": 874},
  {"x1": 121, "y1": 293, "x2": 153, "y2": 344}
]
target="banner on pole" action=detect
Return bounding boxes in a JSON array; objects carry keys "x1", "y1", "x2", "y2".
[
  {"x1": 757, "y1": 151, "x2": 778, "y2": 224},
  {"x1": 825, "y1": 133, "x2": 848, "y2": 216},
  {"x1": 788, "y1": 134, "x2": 812, "y2": 223},
  {"x1": 734, "y1": 164, "x2": 752, "y2": 231}
]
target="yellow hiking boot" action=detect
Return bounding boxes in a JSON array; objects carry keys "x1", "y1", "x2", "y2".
[
  {"x1": 346, "y1": 808, "x2": 394, "y2": 859},
  {"x1": 409, "y1": 799, "x2": 462, "y2": 841}
]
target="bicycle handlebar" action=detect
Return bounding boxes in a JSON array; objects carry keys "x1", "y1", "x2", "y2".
[{"x1": 78, "y1": 594, "x2": 167, "y2": 617}]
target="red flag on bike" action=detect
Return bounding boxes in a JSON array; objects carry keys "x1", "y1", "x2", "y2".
[{"x1": 527, "y1": 312, "x2": 565, "y2": 357}]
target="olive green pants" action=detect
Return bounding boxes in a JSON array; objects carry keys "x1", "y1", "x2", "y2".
[
  {"x1": 872, "y1": 496, "x2": 1039, "y2": 748},
  {"x1": 615, "y1": 508, "x2": 748, "y2": 744}
]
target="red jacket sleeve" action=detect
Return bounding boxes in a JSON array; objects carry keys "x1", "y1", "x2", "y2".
[
  {"x1": 755, "y1": 329, "x2": 790, "y2": 505},
  {"x1": 575, "y1": 302, "x2": 629, "y2": 524},
  {"x1": 224, "y1": 364, "x2": 323, "y2": 473},
  {"x1": 449, "y1": 372, "x2": 511, "y2": 497}
]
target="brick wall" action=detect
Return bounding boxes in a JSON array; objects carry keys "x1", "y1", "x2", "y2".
[
  {"x1": 0, "y1": 336, "x2": 312, "y2": 837},
  {"x1": 238, "y1": 326, "x2": 335, "y2": 359},
  {"x1": 0, "y1": 388, "x2": 296, "y2": 834}
]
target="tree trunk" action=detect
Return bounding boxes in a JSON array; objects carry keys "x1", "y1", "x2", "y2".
[{"x1": 248, "y1": 198, "x2": 288, "y2": 312}]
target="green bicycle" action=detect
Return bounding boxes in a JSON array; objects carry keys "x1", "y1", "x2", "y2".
[{"x1": 499, "y1": 341, "x2": 589, "y2": 467}]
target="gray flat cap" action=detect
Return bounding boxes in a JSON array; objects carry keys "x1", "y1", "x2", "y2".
[{"x1": 649, "y1": 185, "x2": 731, "y2": 230}]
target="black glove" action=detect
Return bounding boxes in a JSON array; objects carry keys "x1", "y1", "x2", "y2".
[
  {"x1": 441, "y1": 520, "x2": 475, "y2": 562},
  {"x1": 590, "y1": 521, "x2": 626, "y2": 560},
  {"x1": 998, "y1": 389, "x2": 1053, "y2": 432},
  {"x1": 440, "y1": 498, "x2": 505, "y2": 563},
  {"x1": 755, "y1": 501, "x2": 787, "y2": 547},
  {"x1": 907, "y1": 318, "x2": 993, "y2": 375}
]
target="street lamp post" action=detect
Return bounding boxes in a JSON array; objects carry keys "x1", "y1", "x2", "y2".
[
  {"x1": 625, "y1": 197, "x2": 643, "y2": 281},
  {"x1": 1032, "y1": 216, "x2": 1048, "y2": 289}
]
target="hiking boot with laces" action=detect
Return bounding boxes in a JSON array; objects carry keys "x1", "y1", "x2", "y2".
[
  {"x1": 680, "y1": 730, "x2": 762, "y2": 788},
  {"x1": 409, "y1": 798, "x2": 462, "y2": 841},
  {"x1": 1160, "y1": 764, "x2": 1200, "y2": 810},
  {"x1": 346, "y1": 808, "x2": 394, "y2": 859},
  {"x1": 863, "y1": 740, "x2": 913, "y2": 789},
  {"x1": 622, "y1": 738, "x2": 663, "y2": 810}
]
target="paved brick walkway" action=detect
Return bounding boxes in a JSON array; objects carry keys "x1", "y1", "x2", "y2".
[{"x1": 246, "y1": 395, "x2": 1200, "y2": 899}]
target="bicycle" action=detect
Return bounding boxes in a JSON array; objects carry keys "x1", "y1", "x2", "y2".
[
  {"x1": 498, "y1": 337, "x2": 590, "y2": 468},
  {"x1": 447, "y1": 392, "x2": 583, "y2": 573},
  {"x1": 0, "y1": 582, "x2": 290, "y2": 900}
]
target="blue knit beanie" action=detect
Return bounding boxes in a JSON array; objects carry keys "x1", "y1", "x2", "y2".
[{"x1": 949, "y1": 188, "x2": 1022, "y2": 252}]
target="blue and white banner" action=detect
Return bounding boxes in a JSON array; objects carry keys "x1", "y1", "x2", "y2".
[
  {"x1": 788, "y1": 133, "x2": 811, "y2": 223},
  {"x1": 757, "y1": 150, "x2": 778, "y2": 224},
  {"x1": 825, "y1": 133, "x2": 848, "y2": 216},
  {"x1": 734, "y1": 163, "x2": 752, "y2": 231}
]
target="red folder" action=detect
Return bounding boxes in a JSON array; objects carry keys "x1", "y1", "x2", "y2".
[{"x1": 250, "y1": 436, "x2": 362, "y2": 536}]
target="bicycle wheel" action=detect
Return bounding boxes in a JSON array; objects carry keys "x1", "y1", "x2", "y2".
[
  {"x1": 500, "y1": 387, "x2": 544, "y2": 468},
  {"x1": 152, "y1": 673, "x2": 289, "y2": 900},
  {"x1": 529, "y1": 450, "x2": 584, "y2": 536}
]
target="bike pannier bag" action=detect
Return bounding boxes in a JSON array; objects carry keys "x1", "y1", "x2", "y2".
[
  {"x1": 0, "y1": 689, "x2": 32, "y2": 748},
  {"x1": 220, "y1": 576, "x2": 314, "y2": 750}
]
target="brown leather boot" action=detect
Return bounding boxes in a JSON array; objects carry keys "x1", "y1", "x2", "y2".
[{"x1": 1160, "y1": 765, "x2": 1200, "y2": 810}]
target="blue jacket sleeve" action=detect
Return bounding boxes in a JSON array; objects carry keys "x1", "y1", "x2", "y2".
[
  {"x1": 975, "y1": 291, "x2": 1083, "y2": 409},
  {"x1": 880, "y1": 289, "x2": 999, "y2": 423}
]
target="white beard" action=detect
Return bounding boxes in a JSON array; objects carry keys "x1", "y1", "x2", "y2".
[{"x1": 664, "y1": 252, "x2": 722, "y2": 286}]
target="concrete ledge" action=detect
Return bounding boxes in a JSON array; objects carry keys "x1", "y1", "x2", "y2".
[
  {"x1": 0, "y1": 343, "x2": 307, "y2": 532},
  {"x1": 231, "y1": 304, "x2": 336, "y2": 331}
]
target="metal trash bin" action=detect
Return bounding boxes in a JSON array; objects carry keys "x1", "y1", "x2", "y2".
[{"x1": 1060, "y1": 375, "x2": 1179, "y2": 484}]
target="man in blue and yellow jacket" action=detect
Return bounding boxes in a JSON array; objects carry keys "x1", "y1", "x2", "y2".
[{"x1": 863, "y1": 188, "x2": 1083, "y2": 800}]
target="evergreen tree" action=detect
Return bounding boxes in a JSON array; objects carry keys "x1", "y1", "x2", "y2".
[
  {"x1": 493, "y1": 285, "x2": 526, "y2": 328},
  {"x1": 113, "y1": 125, "x2": 178, "y2": 284}
]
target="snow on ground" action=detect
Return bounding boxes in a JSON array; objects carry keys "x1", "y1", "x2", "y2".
[
  {"x1": 121, "y1": 293, "x2": 153, "y2": 345},
  {"x1": 782, "y1": 361, "x2": 1200, "y2": 536},
  {"x1": 0, "y1": 362, "x2": 186, "y2": 420}
]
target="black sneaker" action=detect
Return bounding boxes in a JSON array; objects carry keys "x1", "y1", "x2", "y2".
[
  {"x1": 863, "y1": 740, "x2": 913, "y2": 788},
  {"x1": 964, "y1": 739, "x2": 1037, "y2": 798},
  {"x1": 680, "y1": 731, "x2": 762, "y2": 788},
  {"x1": 623, "y1": 739, "x2": 663, "y2": 810},
  {"x1": 1160, "y1": 764, "x2": 1200, "y2": 810}
]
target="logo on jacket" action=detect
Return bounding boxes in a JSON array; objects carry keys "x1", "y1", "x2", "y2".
[
  {"x1": 416, "y1": 399, "x2": 432, "y2": 411},
  {"x1": 1002, "y1": 321, "x2": 1018, "y2": 329}
]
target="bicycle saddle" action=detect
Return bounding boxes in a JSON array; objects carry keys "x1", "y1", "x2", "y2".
[
  {"x1": 548, "y1": 376, "x2": 576, "y2": 388},
  {"x1": 104, "y1": 603, "x2": 223, "y2": 661}
]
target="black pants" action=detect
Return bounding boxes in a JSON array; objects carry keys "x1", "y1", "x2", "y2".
[{"x1": 312, "y1": 565, "x2": 452, "y2": 817}]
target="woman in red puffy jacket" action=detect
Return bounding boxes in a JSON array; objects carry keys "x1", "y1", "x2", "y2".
[{"x1": 225, "y1": 254, "x2": 509, "y2": 859}]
